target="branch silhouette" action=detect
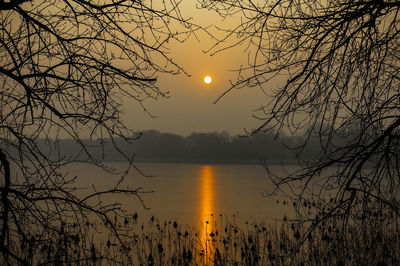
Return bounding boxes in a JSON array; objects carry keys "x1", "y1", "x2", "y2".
[
  {"x1": 0, "y1": 0, "x2": 199, "y2": 264},
  {"x1": 203, "y1": 0, "x2": 400, "y2": 232}
]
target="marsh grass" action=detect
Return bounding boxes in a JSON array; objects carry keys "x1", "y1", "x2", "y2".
[{"x1": 7, "y1": 210, "x2": 400, "y2": 265}]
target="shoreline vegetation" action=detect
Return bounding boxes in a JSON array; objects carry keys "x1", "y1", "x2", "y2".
[
  {"x1": 33, "y1": 130, "x2": 321, "y2": 165},
  {"x1": 13, "y1": 212, "x2": 399, "y2": 265}
]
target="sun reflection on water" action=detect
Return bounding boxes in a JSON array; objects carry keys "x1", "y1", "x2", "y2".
[{"x1": 198, "y1": 165, "x2": 215, "y2": 264}]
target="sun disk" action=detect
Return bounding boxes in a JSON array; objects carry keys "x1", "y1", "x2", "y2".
[{"x1": 204, "y1": 75, "x2": 212, "y2": 84}]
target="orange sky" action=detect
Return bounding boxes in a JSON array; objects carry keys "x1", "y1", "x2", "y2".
[{"x1": 123, "y1": 2, "x2": 268, "y2": 136}]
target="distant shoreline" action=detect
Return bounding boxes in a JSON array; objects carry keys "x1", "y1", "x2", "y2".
[
  {"x1": 123, "y1": 159, "x2": 300, "y2": 166},
  {"x1": 17, "y1": 130, "x2": 319, "y2": 165}
]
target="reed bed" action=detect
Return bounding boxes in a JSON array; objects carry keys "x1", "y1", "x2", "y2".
[{"x1": 9, "y1": 210, "x2": 400, "y2": 265}]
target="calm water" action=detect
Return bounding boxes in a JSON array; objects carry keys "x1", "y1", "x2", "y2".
[{"x1": 68, "y1": 162, "x2": 295, "y2": 230}]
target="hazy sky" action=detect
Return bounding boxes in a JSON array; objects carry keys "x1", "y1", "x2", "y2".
[{"x1": 123, "y1": 2, "x2": 270, "y2": 136}]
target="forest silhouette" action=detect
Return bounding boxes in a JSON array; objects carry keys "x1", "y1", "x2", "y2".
[{"x1": 33, "y1": 130, "x2": 321, "y2": 164}]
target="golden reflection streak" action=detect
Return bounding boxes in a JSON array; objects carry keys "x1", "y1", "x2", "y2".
[{"x1": 198, "y1": 165, "x2": 215, "y2": 264}]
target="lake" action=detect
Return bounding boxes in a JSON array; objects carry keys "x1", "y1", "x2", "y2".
[
  {"x1": 69, "y1": 162, "x2": 296, "y2": 231},
  {"x1": 13, "y1": 161, "x2": 396, "y2": 265}
]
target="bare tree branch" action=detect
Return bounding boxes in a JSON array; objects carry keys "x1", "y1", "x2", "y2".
[
  {"x1": 204, "y1": 0, "x2": 400, "y2": 231},
  {"x1": 0, "y1": 0, "x2": 199, "y2": 264}
]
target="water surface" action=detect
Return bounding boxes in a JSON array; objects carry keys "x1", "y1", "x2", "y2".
[{"x1": 68, "y1": 162, "x2": 295, "y2": 229}]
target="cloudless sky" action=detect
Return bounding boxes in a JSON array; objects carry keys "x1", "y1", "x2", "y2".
[{"x1": 123, "y1": 2, "x2": 270, "y2": 136}]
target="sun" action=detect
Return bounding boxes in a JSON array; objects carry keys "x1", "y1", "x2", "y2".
[{"x1": 203, "y1": 75, "x2": 212, "y2": 84}]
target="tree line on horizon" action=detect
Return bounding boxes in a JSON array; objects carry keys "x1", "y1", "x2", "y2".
[{"x1": 34, "y1": 130, "x2": 321, "y2": 164}]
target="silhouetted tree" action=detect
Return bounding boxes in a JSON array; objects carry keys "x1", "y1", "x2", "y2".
[
  {"x1": 0, "y1": 0, "x2": 197, "y2": 264},
  {"x1": 204, "y1": 0, "x2": 400, "y2": 229}
]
